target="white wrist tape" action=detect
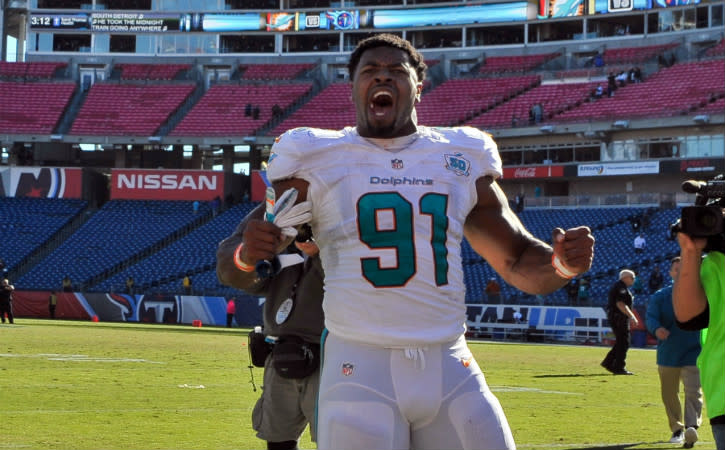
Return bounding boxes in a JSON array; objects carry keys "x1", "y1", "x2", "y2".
[{"x1": 552, "y1": 255, "x2": 577, "y2": 279}]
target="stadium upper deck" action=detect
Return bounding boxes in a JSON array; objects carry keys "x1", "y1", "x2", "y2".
[{"x1": 0, "y1": 0, "x2": 723, "y2": 199}]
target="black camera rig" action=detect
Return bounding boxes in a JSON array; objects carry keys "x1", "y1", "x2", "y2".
[{"x1": 670, "y1": 174, "x2": 725, "y2": 253}]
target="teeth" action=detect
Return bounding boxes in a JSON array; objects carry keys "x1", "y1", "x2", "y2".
[{"x1": 373, "y1": 91, "x2": 393, "y2": 99}]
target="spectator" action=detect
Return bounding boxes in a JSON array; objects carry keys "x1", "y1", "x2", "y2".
[
  {"x1": 183, "y1": 274, "x2": 192, "y2": 295},
  {"x1": 594, "y1": 84, "x2": 603, "y2": 99},
  {"x1": 48, "y1": 290, "x2": 58, "y2": 319},
  {"x1": 634, "y1": 233, "x2": 646, "y2": 253},
  {"x1": 245, "y1": 103, "x2": 252, "y2": 116},
  {"x1": 0, "y1": 257, "x2": 6, "y2": 276},
  {"x1": 530, "y1": 103, "x2": 543, "y2": 124},
  {"x1": 567, "y1": 278, "x2": 580, "y2": 305},
  {"x1": 673, "y1": 230, "x2": 725, "y2": 450},
  {"x1": 226, "y1": 298, "x2": 236, "y2": 328},
  {"x1": 601, "y1": 269, "x2": 638, "y2": 375},
  {"x1": 252, "y1": 105, "x2": 260, "y2": 120},
  {"x1": 485, "y1": 278, "x2": 502, "y2": 304},
  {"x1": 515, "y1": 193, "x2": 525, "y2": 213},
  {"x1": 578, "y1": 277, "x2": 591, "y2": 305},
  {"x1": 272, "y1": 104, "x2": 282, "y2": 118},
  {"x1": 633, "y1": 274, "x2": 644, "y2": 295},
  {"x1": 193, "y1": 200, "x2": 200, "y2": 214},
  {"x1": 126, "y1": 276, "x2": 135, "y2": 295},
  {"x1": 646, "y1": 256, "x2": 703, "y2": 448},
  {"x1": 607, "y1": 72, "x2": 617, "y2": 97},
  {"x1": 649, "y1": 265, "x2": 664, "y2": 294},
  {"x1": 511, "y1": 114, "x2": 519, "y2": 127},
  {"x1": 0, "y1": 278, "x2": 15, "y2": 324},
  {"x1": 62, "y1": 275, "x2": 73, "y2": 292},
  {"x1": 616, "y1": 71, "x2": 628, "y2": 87},
  {"x1": 211, "y1": 196, "x2": 221, "y2": 217},
  {"x1": 593, "y1": 52, "x2": 604, "y2": 68}
]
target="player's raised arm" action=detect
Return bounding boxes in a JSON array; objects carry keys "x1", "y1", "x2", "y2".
[{"x1": 464, "y1": 175, "x2": 594, "y2": 294}]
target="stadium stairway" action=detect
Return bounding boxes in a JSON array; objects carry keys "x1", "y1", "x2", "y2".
[
  {"x1": 156, "y1": 79, "x2": 206, "y2": 137},
  {"x1": 55, "y1": 83, "x2": 89, "y2": 135}
]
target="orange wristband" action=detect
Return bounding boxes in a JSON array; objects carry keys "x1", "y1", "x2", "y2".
[
  {"x1": 552, "y1": 254, "x2": 577, "y2": 279},
  {"x1": 233, "y1": 243, "x2": 255, "y2": 272}
]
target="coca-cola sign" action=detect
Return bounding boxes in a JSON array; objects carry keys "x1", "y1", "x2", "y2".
[{"x1": 503, "y1": 166, "x2": 564, "y2": 179}]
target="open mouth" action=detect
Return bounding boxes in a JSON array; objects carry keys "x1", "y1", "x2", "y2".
[{"x1": 370, "y1": 91, "x2": 394, "y2": 117}]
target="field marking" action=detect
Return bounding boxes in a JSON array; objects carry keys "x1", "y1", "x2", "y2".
[
  {"x1": 0, "y1": 353, "x2": 164, "y2": 364},
  {"x1": 491, "y1": 385, "x2": 584, "y2": 396}
]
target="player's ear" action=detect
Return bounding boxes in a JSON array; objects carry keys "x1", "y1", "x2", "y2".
[{"x1": 415, "y1": 82, "x2": 422, "y2": 103}]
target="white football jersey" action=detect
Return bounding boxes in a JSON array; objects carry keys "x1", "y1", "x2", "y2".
[{"x1": 267, "y1": 126, "x2": 502, "y2": 346}]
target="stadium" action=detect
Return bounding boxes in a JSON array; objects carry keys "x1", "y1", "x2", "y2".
[
  {"x1": 0, "y1": 0, "x2": 724, "y2": 448},
  {"x1": 1, "y1": 0, "x2": 723, "y2": 331}
]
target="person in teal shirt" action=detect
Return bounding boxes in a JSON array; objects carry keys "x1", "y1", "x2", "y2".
[
  {"x1": 674, "y1": 232, "x2": 725, "y2": 450},
  {"x1": 646, "y1": 256, "x2": 703, "y2": 447}
]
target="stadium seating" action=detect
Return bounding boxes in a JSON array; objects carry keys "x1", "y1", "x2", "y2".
[
  {"x1": 2, "y1": 192, "x2": 685, "y2": 306},
  {"x1": 704, "y1": 39, "x2": 725, "y2": 57},
  {"x1": 116, "y1": 63, "x2": 191, "y2": 80},
  {"x1": 417, "y1": 75, "x2": 540, "y2": 126},
  {"x1": 69, "y1": 83, "x2": 195, "y2": 136},
  {"x1": 91, "y1": 201, "x2": 255, "y2": 294},
  {"x1": 697, "y1": 95, "x2": 725, "y2": 115},
  {"x1": 15, "y1": 200, "x2": 210, "y2": 290},
  {"x1": 0, "y1": 61, "x2": 68, "y2": 79},
  {"x1": 478, "y1": 53, "x2": 559, "y2": 75},
  {"x1": 171, "y1": 82, "x2": 313, "y2": 137},
  {"x1": 240, "y1": 63, "x2": 315, "y2": 80},
  {"x1": 461, "y1": 206, "x2": 680, "y2": 305},
  {"x1": 0, "y1": 197, "x2": 87, "y2": 272},
  {"x1": 552, "y1": 59, "x2": 725, "y2": 123},
  {"x1": 0, "y1": 81, "x2": 76, "y2": 134},
  {"x1": 270, "y1": 83, "x2": 355, "y2": 135},
  {"x1": 468, "y1": 80, "x2": 600, "y2": 129},
  {"x1": 602, "y1": 43, "x2": 678, "y2": 65}
]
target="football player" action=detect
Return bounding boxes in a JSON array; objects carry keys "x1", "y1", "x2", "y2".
[{"x1": 228, "y1": 34, "x2": 595, "y2": 450}]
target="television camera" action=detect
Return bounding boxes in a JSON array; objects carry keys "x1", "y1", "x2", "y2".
[{"x1": 670, "y1": 174, "x2": 725, "y2": 253}]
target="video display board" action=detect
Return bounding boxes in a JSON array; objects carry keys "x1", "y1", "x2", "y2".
[{"x1": 29, "y1": 3, "x2": 532, "y2": 33}]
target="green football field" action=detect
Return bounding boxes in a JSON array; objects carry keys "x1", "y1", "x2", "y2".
[{"x1": 0, "y1": 319, "x2": 714, "y2": 449}]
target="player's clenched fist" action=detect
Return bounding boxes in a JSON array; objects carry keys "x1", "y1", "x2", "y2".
[{"x1": 551, "y1": 226, "x2": 595, "y2": 278}]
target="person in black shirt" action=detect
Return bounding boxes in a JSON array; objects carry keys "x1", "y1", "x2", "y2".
[
  {"x1": 601, "y1": 269, "x2": 638, "y2": 375},
  {"x1": 0, "y1": 278, "x2": 15, "y2": 324}
]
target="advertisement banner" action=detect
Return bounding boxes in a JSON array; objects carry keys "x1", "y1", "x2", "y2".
[
  {"x1": 6, "y1": 167, "x2": 82, "y2": 198},
  {"x1": 660, "y1": 158, "x2": 725, "y2": 174},
  {"x1": 578, "y1": 161, "x2": 659, "y2": 177},
  {"x1": 466, "y1": 303, "x2": 610, "y2": 342},
  {"x1": 503, "y1": 165, "x2": 564, "y2": 179},
  {"x1": 111, "y1": 169, "x2": 224, "y2": 201}
]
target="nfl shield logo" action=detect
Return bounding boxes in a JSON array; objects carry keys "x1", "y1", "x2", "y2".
[
  {"x1": 391, "y1": 159, "x2": 403, "y2": 169},
  {"x1": 341, "y1": 362, "x2": 354, "y2": 376}
]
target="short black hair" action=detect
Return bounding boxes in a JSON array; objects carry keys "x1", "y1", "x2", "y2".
[{"x1": 348, "y1": 33, "x2": 427, "y2": 82}]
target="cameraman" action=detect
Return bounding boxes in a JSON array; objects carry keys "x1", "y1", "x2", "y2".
[
  {"x1": 673, "y1": 230, "x2": 725, "y2": 450},
  {"x1": 217, "y1": 205, "x2": 324, "y2": 450}
]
